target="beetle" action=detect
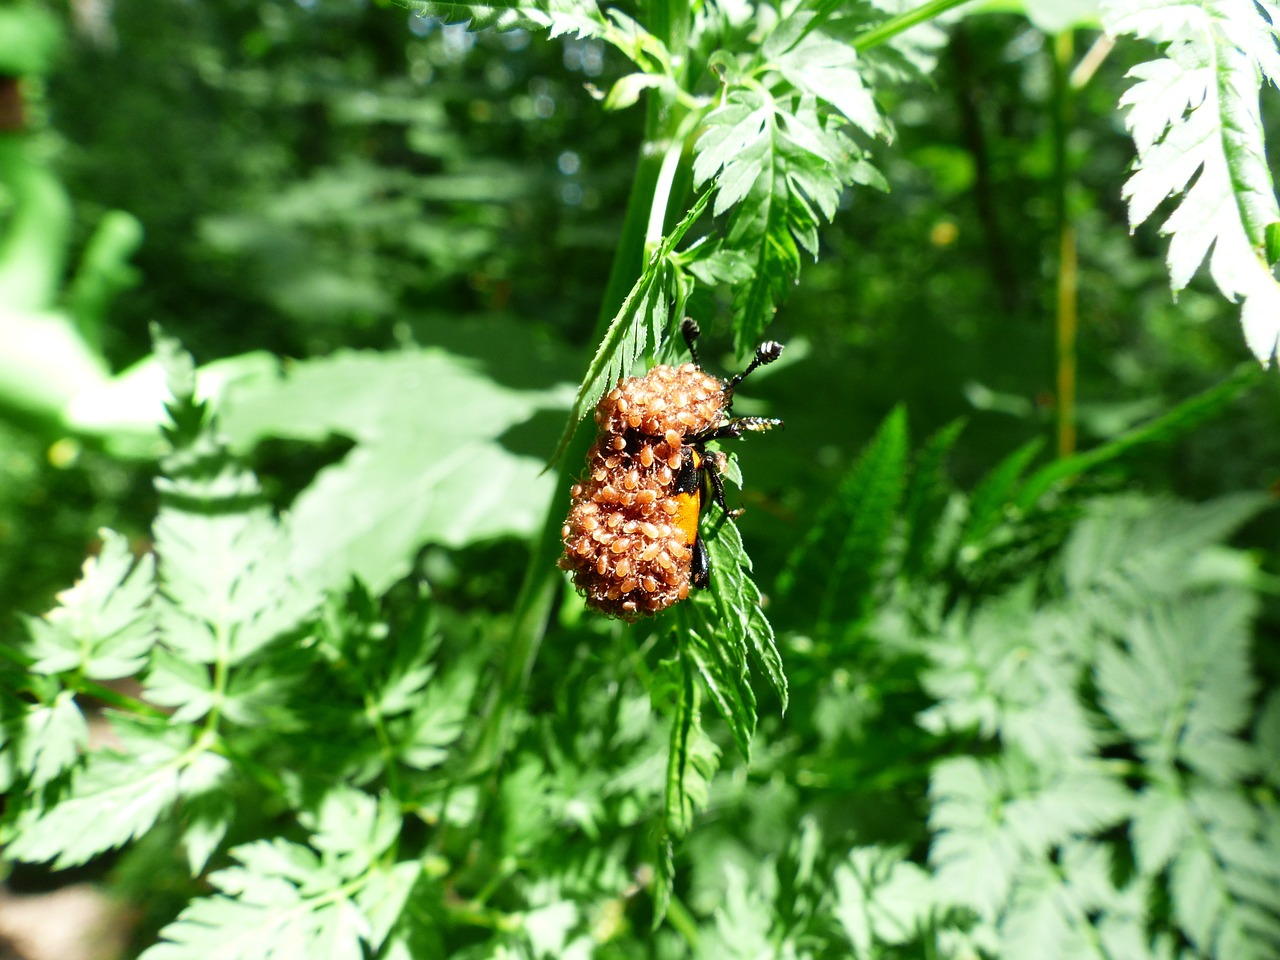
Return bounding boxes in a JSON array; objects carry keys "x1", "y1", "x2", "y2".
[{"x1": 559, "y1": 318, "x2": 783, "y2": 618}]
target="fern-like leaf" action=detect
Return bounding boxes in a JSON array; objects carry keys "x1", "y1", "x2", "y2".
[
  {"x1": 776, "y1": 406, "x2": 908, "y2": 632},
  {"x1": 23, "y1": 528, "x2": 156, "y2": 679},
  {"x1": 6, "y1": 717, "x2": 201, "y2": 868},
  {"x1": 832, "y1": 847, "x2": 934, "y2": 959},
  {"x1": 899, "y1": 418, "x2": 965, "y2": 579},
  {"x1": 549, "y1": 193, "x2": 709, "y2": 466},
  {"x1": 1102, "y1": 0, "x2": 1280, "y2": 362}
]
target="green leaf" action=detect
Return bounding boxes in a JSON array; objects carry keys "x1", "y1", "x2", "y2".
[
  {"x1": 221, "y1": 336, "x2": 573, "y2": 596},
  {"x1": 24, "y1": 528, "x2": 155, "y2": 679},
  {"x1": 0, "y1": 689, "x2": 88, "y2": 790},
  {"x1": 603, "y1": 72, "x2": 663, "y2": 110},
  {"x1": 141, "y1": 838, "x2": 381, "y2": 960},
  {"x1": 182, "y1": 789, "x2": 235, "y2": 876},
  {"x1": 693, "y1": 76, "x2": 877, "y2": 350},
  {"x1": 301, "y1": 787, "x2": 401, "y2": 881},
  {"x1": 928, "y1": 756, "x2": 1130, "y2": 920},
  {"x1": 833, "y1": 847, "x2": 934, "y2": 958},
  {"x1": 724, "y1": 156, "x2": 804, "y2": 352},
  {"x1": 1102, "y1": 0, "x2": 1280, "y2": 362},
  {"x1": 143, "y1": 646, "x2": 216, "y2": 723},
  {"x1": 960, "y1": 436, "x2": 1043, "y2": 553},
  {"x1": 409, "y1": 0, "x2": 606, "y2": 37},
  {"x1": 1256, "y1": 690, "x2": 1280, "y2": 791},
  {"x1": 928, "y1": 757, "x2": 1020, "y2": 918},
  {"x1": 550, "y1": 193, "x2": 709, "y2": 467},
  {"x1": 900, "y1": 418, "x2": 965, "y2": 579},
  {"x1": 1095, "y1": 589, "x2": 1259, "y2": 782},
  {"x1": 1021, "y1": 0, "x2": 1102, "y2": 33},
  {"x1": 769, "y1": 16, "x2": 887, "y2": 137},
  {"x1": 7, "y1": 717, "x2": 193, "y2": 868},
  {"x1": 683, "y1": 609, "x2": 756, "y2": 762},
  {"x1": 919, "y1": 584, "x2": 1099, "y2": 764},
  {"x1": 154, "y1": 496, "x2": 304, "y2": 667},
  {"x1": 778, "y1": 406, "x2": 908, "y2": 632},
  {"x1": 662, "y1": 656, "x2": 719, "y2": 840},
  {"x1": 698, "y1": 502, "x2": 787, "y2": 710},
  {"x1": 1062, "y1": 493, "x2": 1269, "y2": 611},
  {"x1": 998, "y1": 842, "x2": 1118, "y2": 960},
  {"x1": 400, "y1": 666, "x2": 473, "y2": 771},
  {"x1": 698, "y1": 862, "x2": 777, "y2": 958},
  {"x1": 1168, "y1": 785, "x2": 1280, "y2": 959},
  {"x1": 1130, "y1": 783, "x2": 1193, "y2": 877}
]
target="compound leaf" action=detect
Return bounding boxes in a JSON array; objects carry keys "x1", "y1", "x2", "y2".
[
  {"x1": 1103, "y1": 0, "x2": 1280, "y2": 362},
  {"x1": 24, "y1": 528, "x2": 155, "y2": 679}
]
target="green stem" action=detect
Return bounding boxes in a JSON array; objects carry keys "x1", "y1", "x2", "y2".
[
  {"x1": 852, "y1": 0, "x2": 978, "y2": 52},
  {"x1": 364, "y1": 691, "x2": 403, "y2": 803},
  {"x1": 68, "y1": 676, "x2": 169, "y2": 719},
  {"x1": 1051, "y1": 30, "x2": 1077, "y2": 458},
  {"x1": 664, "y1": 892, "x2": 700, "y2": 947}
]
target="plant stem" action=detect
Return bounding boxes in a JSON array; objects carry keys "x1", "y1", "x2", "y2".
[
  {"x1": 852, "y1": 0, "x2": 978, "y2": 52},
  {"x1": 70, "y1": 676, "x2": 169, "y2": 719},
  {"x1": 1051, "y1": 29, "x2": 1077, "y2": 457}
]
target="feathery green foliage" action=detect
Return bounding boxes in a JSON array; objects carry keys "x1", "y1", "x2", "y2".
[
  {"x1": 5, "y1": 0, "x2": 1280, "y2": 957},
  {"x1": 1102, "y1": 0, "x2": 1280, "y2": 362}
]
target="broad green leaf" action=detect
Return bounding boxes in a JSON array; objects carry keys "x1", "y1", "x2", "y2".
[
  {"x1": 221, "y1": 333, "x2": 573, "y2": 596},
  {"x1": 1103, "y1": 0, "x2": 1280, "y2": 362},
  {"x1": 24, "y1": 528, "x2": 155, "y2": 679}
]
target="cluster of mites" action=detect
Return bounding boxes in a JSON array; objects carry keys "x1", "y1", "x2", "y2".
[{"x1": 560, "y1": 363, "x2": 727, "y2": 618}]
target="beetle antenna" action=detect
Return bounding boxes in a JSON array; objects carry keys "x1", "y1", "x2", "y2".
[
  {"x1": 681, "y1": 317, "x2": 704, "y2": 368},
  {"x1": 726, "y1": 339, "x2": 784, "y2": 398}
]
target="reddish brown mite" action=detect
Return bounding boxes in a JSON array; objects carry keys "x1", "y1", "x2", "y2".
[{"x1": 559, "y1": 318, "x2": 783, "y2": 619}]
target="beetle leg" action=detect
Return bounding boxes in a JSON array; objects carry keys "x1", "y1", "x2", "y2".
[
  {"x1": 690, "y1": 535, "x2": 710, "y2": 589},
  {"x1": 681, "y1": 317, "x2": 704, "y2": 369},
  {"x1": 690, "y1": 416, "x2": 784, "y2": 445},
  {"x1": 705, "y1": 454, "x2": 729, "y2": 512}
]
